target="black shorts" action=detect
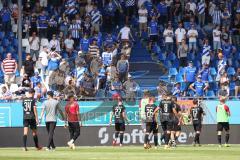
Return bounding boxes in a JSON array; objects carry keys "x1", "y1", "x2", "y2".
[
  {"x1": 68, "y1": 122, "x2": 80, "y2": 133},
  {"x1": 193, "y1": 123, "x2": 202, "y2": 132},
  {"x1": 149, "y1": 35, "x2": 158, "y2": 42},
  {"x1": 115, "y1": 123, "x2": 125, "y2": 132},
  {"x1": 23, "y1": 119, "x2": 37, "y2": 130},
  {"x1": 173, "y1": 122, "x2": 181, "y2": 132},
  {"x1": 217, "y1": 122, "x2": 229, "y2": 131},
  {"x1": 161, "y1": 121, "x2": 173, "y2": 131},
  {"x1": 146, "y1": 122, "x2": 158, "y2": 134}
]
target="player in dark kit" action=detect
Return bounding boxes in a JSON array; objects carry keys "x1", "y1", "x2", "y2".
[
  {"x1": 155, "y1": 93, "x2": 177, "y2": 149},
  {"x1": 189, "y1": 99, "x2": 205, "y2": 146},
  {"x1": 109, "y1": 99, "x2": 129, "y2": 147},
  {"x1": 22, "y1": 88, "x2": 42, "y2": 151},
  {"x1": 144, "y1": 97, "x2": 159, "y2": 149},
  {"x1": 170, "y1": 96, "x2": 183, "y2": 148}
]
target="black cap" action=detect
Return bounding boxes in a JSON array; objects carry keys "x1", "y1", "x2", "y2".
[
  {"x1": 29, "y1": 88, "x2": 35, "y2": 93},
  {"x1": 47, "y1": 91, "x2": 54, "y2": 97}
]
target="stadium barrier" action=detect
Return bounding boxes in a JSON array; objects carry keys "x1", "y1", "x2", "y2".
[{"x1": 0, "y1": 100, "x2": 240, "y2": 147}]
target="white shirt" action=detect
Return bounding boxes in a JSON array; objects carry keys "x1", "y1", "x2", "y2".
[
  {"x1": 213, "y1": 29, "x2": 221, "y2": 42},
  {"x1": 188, "y1": 2, "x2": 197, "y2": 13},
  {"x1": 175, "y1": 28, "x2": 186, "y2": 43},
  {"x1": 187, "y1": 29, "x2": 198, "y2": 42},
  {"x1": 64, "y1": 38, "x2": 74, "y2": 49},
  {"x1": 163, "y1": 29, "x2": 174, "y2": 42},
  {"x1": 138, "y1": 8, "x2": 148, "y2": 23},
  {"x1": 29, "y1": 36, "x2": 40, "y2": 50},
  {"x1": 49, "y1": 39, "x2": 61, "y2": 52},
  {"x1": 120, "y1": 27, "x2": 131, "y2": 40},
  {"x1": 39, "y1": 50, "x2": 48, "y2": 66}
]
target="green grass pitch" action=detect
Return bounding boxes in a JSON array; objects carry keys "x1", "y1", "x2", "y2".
[{"x1": 0, "y1": 145, "x2": 239, "y2": 160}]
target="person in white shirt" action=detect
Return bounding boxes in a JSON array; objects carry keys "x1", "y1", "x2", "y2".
[
  {"x1": 64, "y1": 34, "x2": 74, "y2": 53},
  {"x1": 29, "y1": 32, "x2": 40, "y2": 60},
  {"x1": 138, "y1": 5, "x2": 148, "y2": 37},
  {"x1": 175, "y1": 22, "x2": 186, "y2": 47},
  {"x1": 49, "y1": 34, "x2": 61, "y2": 52},
  {"x1": 187, "y1": 0, "x2": 197, "y2": 14},
  {"x1": 118, "y1": 23, "x2": 135, "y2": 42},
  {"x1": 163, "y1": 23, "x2": 174, "y2": 54},
  {"x1": 187, "y1": 24, "x2": 198, "y2": 54},
  {"x1": 213, "y1": 25, "x2": 221, "y2": 52},
  {"x1": 102, "y1": 46, "x2": 113, "y2": 67},
  {"x1": 38, "y1": 46, "x2": 49, "y2": 81}
]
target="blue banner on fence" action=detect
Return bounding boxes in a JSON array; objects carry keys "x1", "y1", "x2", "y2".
[{"x1": 0, "y1": 100, "x2": 239, "y2": 127}]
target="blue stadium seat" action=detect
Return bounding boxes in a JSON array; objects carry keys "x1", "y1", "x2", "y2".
[
  {"x1": 167, "y1": 53, "x2": 176, "y2": 61},
  {"x1": 194, "y1": 60, "x2": 201, "y2": 69},
  {"x1": 176, "y1": 74, "x2": 184, "y2": 83},
  {"x1": 210, "y1": 67, "x2": 217, "y2": 76},
  {"x1": 208, "y1": 75, "x2": 213, "y2": 83},
  {"x1": 2, "y1": 38, "x2": 10, "y2": 48},
  {"x1": 13, "y1": 38, "x2": 18, "y2": 48},
  {"x1": 172, "y1": 59, "x2": 179, "y2": 68},
  {"x1": 227, "y1": 67, "x2": 236, "y2": 76},
  {"x1": 206, "y1": 90, "x2": 215, "y2": 97},
  {"x1": 0, "y1": 32, "x2": 4, "y2": 40},
  {"x1": 233, "y1": 60, "x2": 239, "y2": 69},
  {"x1": 164, "y1": 60, "x2": 172, "y2": 68},
  {"x1": 158, "y1": 52, "x2": 166, "y2": 61},
  {"x1": 0, "y1": 46, "x2": 4, "y2": 54},
  {"x1": 169, "y1": 68, "x2": 178, "y2": 76},
  {"x1": 188, "y1": 53, "x2": 195, "y2": 61},
  {"x1": 180, "y1": 82, "x2": 186, "y2": 91}
]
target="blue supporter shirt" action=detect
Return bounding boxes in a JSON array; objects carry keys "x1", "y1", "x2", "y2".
[
  {"x1": 38, "y1": 15, "x2": 48, "y2": 29},
  {"x1": 185, "y1": 66, "x2": 196, "y2": 82},
  {"x1": 157, "y1": 2, "x2": 168, "y2": 15},
  {"x1": 105, "y1": 3, "x2": 117, "y2": 16},
  {"x1": 31, "y1": 76, "x2": 42, "y2": 88},
  {"x1": 48, "y1": 58, "x2": 60, "y2": 71},
  {"x1": 148, "y1": 20, "x2": 158, "y2": 35},
  {"x1": 193, "y1": 81, "x2": 205, "y2": 96},
  {"x1": 144, "y1": 1, "x2": 153, "y2": 13},
  {"x1": 80, "y1": 38, "x2": 90, "y2": 53}
]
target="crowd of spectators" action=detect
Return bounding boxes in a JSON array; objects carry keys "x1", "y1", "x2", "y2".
[{"x1": 0, "y1": 0, "x2": 240, "y2": 100}]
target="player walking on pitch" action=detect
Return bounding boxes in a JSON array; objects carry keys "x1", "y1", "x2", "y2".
[
  {"x1": 40, "y1": 91, "x2": 64, "y2": 151},
  {"x1": 216, "y1": 96, "x2": 231, "y2": 147},
  {"x1": 109, "y1": 99, "x2": 129, "y2": 147},
  {"x1": 189, "y1": 99, "x2": 205, "y2": 146},
  {"x1": 144, "y1": 97, "x2": 159, "y2": 149},
  {"x1": 65, "y1": 94, "x2": 81, "y2": 150},
  {"x1": 22, "y1": 88, "x2": 42, "y2": 151}
]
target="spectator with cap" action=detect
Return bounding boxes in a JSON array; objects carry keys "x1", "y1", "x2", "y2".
[
  {"x1": 189, "y1": 75, "x2": 208, "y2": 97},
  {"x1": 184, "y1": 61, "x2": 197, "y2": 96},
  {"x1": 1, "y1": 53, "x2": 18, "y2": 87},
  {"x1": 123, "y1": 74, "x2": 138, "y2": 102}
]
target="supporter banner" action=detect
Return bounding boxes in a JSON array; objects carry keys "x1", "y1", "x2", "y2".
[
  {"x1": 1, "y1": 125, "x2": 240, "y2": 147},
  {"x1": 0, "y1": 100, "x2": 239, "y2": 127}
]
